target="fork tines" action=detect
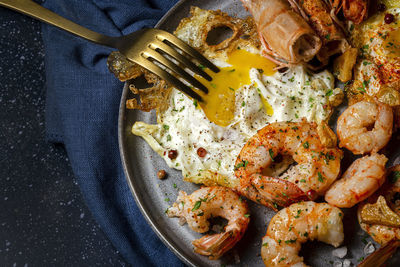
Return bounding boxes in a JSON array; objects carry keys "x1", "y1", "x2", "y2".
[{"x1": 142, "y1": 29, "x2": 219, "y2": 102}]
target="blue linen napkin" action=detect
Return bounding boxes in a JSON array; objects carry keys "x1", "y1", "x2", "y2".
[{"x1": 41, "y1": 0, "x2": 184, "y2": 265}]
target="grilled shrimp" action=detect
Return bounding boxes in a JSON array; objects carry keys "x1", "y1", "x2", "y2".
[
  {"x1": 167, "y1": 186, "x2": 249, "y2": 260},
  {"x1": 261, "y1": 201, "x2": 344, "y2": 266},
  {"x1": 337, "y1": 101, "x2": 393, "y2": 155},
  {"x1": 325, "y1": 153, "x2": 388, "y2": 208},
  {"x1": 234, "y1": 120, "x2": 343, "y2": 211},
  {"x1": 358, "y1": 165, "x2": 400, "y2": 245}
]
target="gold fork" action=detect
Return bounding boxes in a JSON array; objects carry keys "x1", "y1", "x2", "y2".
[{"x1": 0, "y1": 0, "x2": 219, "y2": 102}]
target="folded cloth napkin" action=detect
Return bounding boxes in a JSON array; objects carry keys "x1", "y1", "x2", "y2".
[{"x1": 41, "y1": 0, "x2": 184, "y2": 265}]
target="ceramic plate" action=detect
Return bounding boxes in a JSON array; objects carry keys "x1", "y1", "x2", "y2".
[{"x1": 118, "y1": 0, "x2": 400, "y2": 266}]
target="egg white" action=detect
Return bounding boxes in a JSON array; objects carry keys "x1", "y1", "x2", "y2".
[{"x1": 132, "y1": 60, "x2": 336, "y2": 187}]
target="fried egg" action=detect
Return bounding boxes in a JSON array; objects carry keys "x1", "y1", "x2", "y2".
[
  {"x1": 350, "y1": 3, "x2": 400, "y2": 105},
  {"x1": 132, "y1": 7, "x2": 339, "y2": 187}
]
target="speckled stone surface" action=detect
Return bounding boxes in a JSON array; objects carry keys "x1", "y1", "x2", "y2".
[{"x1": 0, "y1": 6, "x2": 127, "y2": 266}]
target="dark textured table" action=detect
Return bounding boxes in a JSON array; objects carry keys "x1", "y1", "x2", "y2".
[{"x1": 0, "y1": 6, "x2": 128, "y2": 266}]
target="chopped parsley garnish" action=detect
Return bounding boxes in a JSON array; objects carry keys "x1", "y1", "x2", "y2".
[
  {"x1": 193, "y1": 99, "x2": 198, "y2": 107},
  {"x1": 326, "y1": 90, "x2": 333, "y2": 96},
  {"x1": 303, "y1": 141, "x2": 309, "y2": 149},
  {"x1": 269, "y1": 149, "x2": 275, "y2": 162},
  {"x1": 244, "y1": 214, "x2": 250, "y2": 218},
  {"x1": 234, "y1": 160, "x2": 249, "y2": 170},
  {"x1": 192, "y1": 200, "x2": 202, "y2": 211},
  {"x1": 318, "y1": 172, "x2": 324, "y2": 182},
  {"x1": 163, "y1": 124, "x2": 169, "y2": 130}
]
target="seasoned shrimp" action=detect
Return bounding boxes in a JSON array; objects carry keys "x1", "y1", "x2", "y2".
[
  {"x1": 234, "y1": 120, "x2": 343, "y2": 210},
  {"x1": 358, "y1": 165, "x2": 400, "y2": 245},
  {"x1": 325, "y1": 153, "x2": 388, "y2": 208},
  {"x1": 167, "y1": 186, "x2": 249, "y2": 260},
  {"x1": 261, "y1": 201, "x2": 344, "y2": 266},
  {"x1": 337, "y1": 101, "x2": 393, "y2": 155}
]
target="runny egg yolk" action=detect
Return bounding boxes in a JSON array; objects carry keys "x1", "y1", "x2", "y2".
[{"x1": 196, "y1": 49, "x2": 276, "y2": 127}]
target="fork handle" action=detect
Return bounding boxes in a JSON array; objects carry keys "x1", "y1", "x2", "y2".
[{"x1": 0, "y1": 0, "x2": 118, "y2": 47}]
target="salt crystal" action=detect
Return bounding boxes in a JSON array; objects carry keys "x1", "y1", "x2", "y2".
[
  {"x1": 332, "y1": 246, "x2": 347, "y2": 258},
  {"x1": 364, "y1": 242, "x2": 375, "y2": 254},
  {"x1": 343, "y1": 259, "x2": 351, "y2": 267},
  {"x1": 333, "y1": 260, "x2": 343, "y2": 267}
]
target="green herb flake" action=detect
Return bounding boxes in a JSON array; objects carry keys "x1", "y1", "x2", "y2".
[
  {"x1": 192, "y1": 200, "x2": 202, "y2": 211},
  {"x1": 163, "y1": 124, "x2": 169, "y2": 130},
  {"x1": 303, "y1": 141, "x2": 309, "y2": 149},
  {"x1": 326, "y1": 90, "x2": 333, "y2": 96},
  {"x1": 269, "y1": 149, "x2": 275, "y2": 162},
  {"x1": 318, "y1": 172, "x2": 324, "y2": 182},
  {"x1": 244, "y1": 214, "x2": 250, "y2": 218},
  {"x1": 193, "y1": 99, "x2": 198, "y2": 107}
]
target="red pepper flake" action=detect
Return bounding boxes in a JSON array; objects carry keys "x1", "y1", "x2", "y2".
[
  {"x1": 168, "y1": 150, "x2": 178, "y2": 159},
  {"x1": 197, "y1": 147, "x2": 207, "y2": 157},
  {"x1": 384, "y1": 13, "x2": 395, "y2": 24}
]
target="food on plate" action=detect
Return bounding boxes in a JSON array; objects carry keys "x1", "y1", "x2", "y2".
[
  {"x1": 130, "y1": 7, "x2": 341, "y2": 189},
  {"x1": 261, "y1": 201, "x2": 344, "y2": 266},
  {"x1": 358, "y1": 165, "x2": 400, "y2": 245},
  {"x1": 166, "y1": 186, "x2": 249, "y2": 259},
  {"x1": 336, "y1": 100, "x2": 393, "y2": 155},
  {"x1": 331, "y1": 0, "x2": 369, "y2": 24},
  {"x1": 240, "y1": 0, "x2": 322, "y2": 65},
  {"x1": 333, "y1": 47, "x2": 358, "y2": 82},
  {"x1": 325, "y1": 153, "x2": 388, "y2": 208},
  {"x1": 357, "y1": 165, "x2": 400, "y2": 266},
  {"x1": 107, "y1": 51, "x2": 172, "y2": 112},
  {"x1": 106, "y1": 0, "x2": 400, "y2": 263},
  {"x1": 293, "y1": 0, "x2": 349, "y2": 66},
  {"x1": 234, "y1": 120, "x2": 343, "y2": 210},
  {"x1": 357, "y1": 239, "x2": 400, "y2": 267},
  {"x1": 360, "y1": 195, "x2": 400, "y2": 226},
  {"x1": 348, "y1": 1, "x2": 400, "y2": 107}
]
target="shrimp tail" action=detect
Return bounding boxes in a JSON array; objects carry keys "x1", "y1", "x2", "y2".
[
  {"x1": 251, "y1": 174, "x2": 308, "y2": 210},
  {"x1": 192, "y1": 229, "x2": 242, "y2": 260}
]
